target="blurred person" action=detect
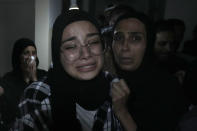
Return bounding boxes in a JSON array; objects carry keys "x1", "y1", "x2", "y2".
[
  {"x1": 107, "y1": 4, "x2": 135, "y2": 27},
  {"x1": 0, "y1": 85, "x2": 4, "y2": 96},
  {"x1": 154, "y1": 20, "x2": 188, "y2": 85},
  {"x1": 111, "y1": 11, "x2": 188, "y2": 131},
  {"x1": 103, "y1": 3, "x2": 116, "y2": 26},
  {"x1": 12, "y1": 10, "x2": 137, "y2": 131},
  {"x1": 182, "y1": 58, "x2": 197, "y2": 106},
  {"x1": 167, "y1": 18, "x2": 186, "y2": 52},
  {"x1": 177, "y1": 105, "x2": 197, "y2": 131},
  {"x1": 176, "y1": 57, "x2": 197, "y2": 131},
  {"x1": 182, "y1": 24, "x2": 197, "y2": 57},
  {"x1": 154, "y1": 20, "x2": 176, "y2": 61},
  {"x1": 0, "y1": 38, "x2": 47, "y2": 130}
]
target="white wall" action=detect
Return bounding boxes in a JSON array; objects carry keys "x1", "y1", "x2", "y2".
[
  {"x1": 0, "y1": 0, "x2": 35, "y2": 76},
  {"x1": 164, "y1": 0, "x2": 197, "y2": 50},
  {"x1": 49, "y1": 0, "x2": 62, "y2": 67},
  {"x1": 35, "y1": 0, "x2": 61, "y2": 71}
]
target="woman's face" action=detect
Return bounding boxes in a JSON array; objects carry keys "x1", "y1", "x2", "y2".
[
  {"x1": 154, "y1": 31, "x2": 175, "y2": 61},
  {"x1": 20, "y1": 46, "x2": 37, "y2": 71},
  {"x1": 112, "y1": 18, "x2": 147, "y2": 71},
  {"x1": 60, "y1": 21, "x2": 104, "y2": 80}
]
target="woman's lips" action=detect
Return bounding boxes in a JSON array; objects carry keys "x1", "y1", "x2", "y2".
[
  {"x1": 119, "y1": 57, "x2": 134, "y2": 64},
  {"x1": 76, "y1": 63, "x2": 97, "y2": 72}
]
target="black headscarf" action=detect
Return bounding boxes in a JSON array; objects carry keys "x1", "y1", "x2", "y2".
[
  {"x1": 12, "y1": 38, "x2": 39, "y2": 73},
  {"x1": 47, "y1": 10, "x2": 110, "y2": 130},
  {"x1": 111, "y1": 12, "x2": 188, "y2": 131},
  {"x1": 112, "y1": 11, "x2": 156, "y2": 77}
]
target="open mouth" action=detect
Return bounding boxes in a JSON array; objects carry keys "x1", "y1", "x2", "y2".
[{"x1": 76, "y1": 63, "x2": 97, "y2": 72}]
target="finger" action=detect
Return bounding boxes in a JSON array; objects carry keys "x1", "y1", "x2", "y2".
[
  {"x1": 112, "y1": 83, "x2": 125, "y2": 97},
  {"x1": 112, "y1": 79, "x2": 130, "y2": 96},
  {"x1": 119, "y1": 79, "x2": 130, "y2": 94},
  {"x1": 111, "y1": 87, "x2": 125, "y2": 96},
  {"x1": 26, "y1": 57, "x2": 32, "y2": 64},
  {"x1": 111, "y1": 88, "x2": 122, "y2": 102}
]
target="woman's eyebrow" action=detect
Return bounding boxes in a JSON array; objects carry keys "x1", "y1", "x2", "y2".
[
  {"x1": 113, "y1": 31, "x2": 144, "y2": 34},
  {"x1": 86, "y1": 33, "x2": 100, "y2": 38},
  {"x1": 128, "y1": 32, "x2": 144, "y2": 35},
  {"x1": 61, "y1": 36, "x2": 76, "y2": 44}
]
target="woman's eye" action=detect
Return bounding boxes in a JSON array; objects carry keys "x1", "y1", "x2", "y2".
[
  {"x1": 89, "y1": 40, "x2": 100, "y2": 45},
  {"x1": 22, "y1": 51, "x2": 30, "y2": 56},
  {"x1": 113, "y1": 33, "x2": 124, "y2": 41},
  {"x1": 62, "y1": 44, "x2": 77, "y2": 50},
  {"x1": 131, "y1": 35, "x2": 142, "y2": 41},
  {"x1": 23, "y1": 52, "x2": 28, "y2": 55},
  {"x1": 32, "y1": 51, "x2": 36, "y2": 55}
]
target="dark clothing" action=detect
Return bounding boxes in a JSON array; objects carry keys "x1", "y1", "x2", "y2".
[
  {"x1": 117, "y1": 61, "x2": 188, "y2": 131},
  {"x1": 156, "y1": 53, "x2": 188, "y2": 75},
  {"x1": 183, "y1": 59, "x2": 197, "y2": 105},
  {"x1": 182, "y1": 40, "x2": 197, "y2": 57},
  {"x1": 0, "y1": 69, "x2": 46, "y2": 129},
  {"x1": 11, "y1": 71, "x2": 123, "y2": 131},
  {"x1": 177, "y1": 105, "x2": 197, "y2": 131}
]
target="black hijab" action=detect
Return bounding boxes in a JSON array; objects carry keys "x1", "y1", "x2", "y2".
[
  {"x1": 111, "y1": 12, "x2": 188, "y2": 131},
  {"x1": 47, "y1": 9, "x2": 110, "y2": 130},
  {"x1": 112, "y1": 11, "x2": 156, "y2": 81},
  {"x1": 11, "y1": 38, "x2": 39, "y2": 73}
]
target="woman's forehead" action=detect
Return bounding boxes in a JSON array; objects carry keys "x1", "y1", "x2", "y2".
[
  {"x1": 23, "y1": 46, "x2": 36, "y2": 51},
  {"x1": 62, "y1": 21, "x2": 100, "y2": 41},
  {"x1": 117, "y1": 18, "x2": 145, "y2": 29},
  {"x1": 64, "y1": 20, "x2": 98, "y2": 32}
]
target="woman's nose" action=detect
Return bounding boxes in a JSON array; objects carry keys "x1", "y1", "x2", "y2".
[{"x1": 80, "y1": 45, "x2": 91, "y2": 59}]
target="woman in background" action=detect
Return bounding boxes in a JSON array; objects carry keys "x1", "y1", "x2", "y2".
[{"x1": 1, "y1": 38, "x2": 47, "y2": 130}]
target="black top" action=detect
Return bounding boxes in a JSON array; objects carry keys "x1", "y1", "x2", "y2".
[
  {"x1": 183, "y1": 59, "x2": 197, "y2": 105},
  {"x1": 177, "y1": 105, "x2": 197, "y2": 131},
  {"x1": 182, "y1": 40, "x2": 197, "y2": 57},
  {"x1": 117, "y1": 61, "x2": 188, "y2": 131},
  {"x1": 0, "y1": 69, "x2": 47, "y2": 129},
  {"x1": 155, "y1": 53, "x2": 189, "y2": 75}
]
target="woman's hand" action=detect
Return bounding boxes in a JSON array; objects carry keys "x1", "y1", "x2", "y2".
[
  {"x1": 111, "y1": 79, "x2": 130, "y2": 115},
  {"x1": 25, "y1": 56, "x2": 37, "y2": 82},
  {"x1": 111, "y1": 79, "x2": 137, "y2": 131}
]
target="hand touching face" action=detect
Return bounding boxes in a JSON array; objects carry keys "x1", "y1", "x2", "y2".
[
  {"x1": 20, "y1": 46, "x2": 37, "y2": 71},
  {"x1": 20, "y1": 46, "x2": 37, "y2": 81}
]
